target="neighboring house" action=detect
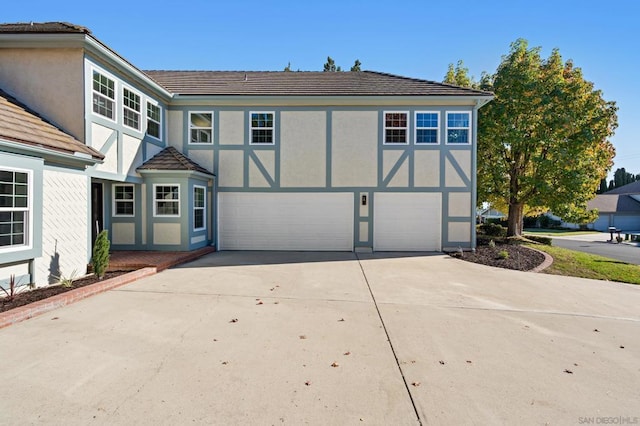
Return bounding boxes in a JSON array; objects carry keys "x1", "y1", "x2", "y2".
[
  {"x1": 0, "y1": 22, "x2": 492, "y2": 288},
  {"x1": 476, "y1": 207, "x2": 506, "y2": 224},
  {"x1": 588, "y1": 181, "x2": 640, "y2": 231}
]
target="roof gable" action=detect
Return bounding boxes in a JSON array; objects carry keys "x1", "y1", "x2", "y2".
[
  {"x1": 137, "y1": 147, "x2": 213, "y2": 176},
  {"x1": 0, "y1": 89, "x2": 103, "y2": 160}
]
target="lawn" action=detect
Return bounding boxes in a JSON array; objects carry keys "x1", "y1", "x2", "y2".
[
  {"x1": 528, "y1": 244, "x2": 640, "y2": 285},
  {"x1": 524, "y1": 228, "x2": 600, "y2": 237}
]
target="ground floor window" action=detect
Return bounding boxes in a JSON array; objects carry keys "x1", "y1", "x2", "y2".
[
  {"x1": 113, "y1": 184, "x2": 134, "y2": 216},
  {"x1": 0, "y1": 169, "x2": 30, "y2": 249},
  {"x1": 154, "y1": 184, "x2": 180, "y2": 216},
  {"x1": 193, "y1": 186, "x2": 206, "y2": 231}
]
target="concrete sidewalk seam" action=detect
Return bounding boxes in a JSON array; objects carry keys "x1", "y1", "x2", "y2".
[{"x1": 356, "y1": 253, "x2": 423, "y2": 426}]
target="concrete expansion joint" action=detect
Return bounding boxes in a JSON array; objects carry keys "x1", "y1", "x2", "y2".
[{"x1": 355, "y1": 253, "x2": 423, "y2": 426}]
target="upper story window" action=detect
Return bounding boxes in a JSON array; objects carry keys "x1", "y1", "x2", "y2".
[
  {"x1": 189, "y1": 112, "x2": 213, "y2": 144},
  {"x1": 193, "y1": 186, "x2": 206, "y2": 231},
  {"x1": 113, "y1": 184, "x2": 134, "y2": 217},
  {"x1": 154, "y1": 185, "x2": 180, "y2": 217},
  {"x1": 0, "y1": 169, "x2": 30, "y2": 250},
  {"x1": 147, "y1": 102, "x2": 161, "y2": 139},
  {"x1": 92, "y1": 70, "x2": 115, "y2": 120},
  {"x1": 250, "y1": 112, "x2": 274, "y2": 144},
  {"x1": 384, "y1": 112, "x2": 408, "y2": 144},
  {"x1": 446, "y1": 112, "x2": 471, "y2": 144},
  {"x1": 415, "y1": 112, "x2": 439, "y2": 144},
  {"x1": 123, "y1": 88, "x2": 141, "y2": 130}
]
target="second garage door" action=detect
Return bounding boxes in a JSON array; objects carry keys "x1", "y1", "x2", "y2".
[
  {"x1": 373, "y1": 192, "x2": 442, "y2": 251},
  {"x1": 218, "y1": 192, "x2": 354, "y2": 251}
]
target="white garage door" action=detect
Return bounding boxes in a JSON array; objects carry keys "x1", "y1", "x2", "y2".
[
  {"x1": 218, "y1": 192, "x2": 354, "y2": 251},
  {"x1": 373, "y1": 193, "x2": 442, "y2": 251}
]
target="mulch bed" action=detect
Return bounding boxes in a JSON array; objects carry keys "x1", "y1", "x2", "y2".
[
  {"x1": 0, "y1": 271, "x2": 128, "y2": 313},
  {"x1": 451, "y1": 242, "x2": 546, "y2": 271}
]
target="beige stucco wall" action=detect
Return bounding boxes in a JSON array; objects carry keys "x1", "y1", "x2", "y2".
[
  {"x1": 446, "y1": 150, "x2": 471, "y2": 187},
  {"x1": 112, "y1": 223, "x2": 136, "y2": 245},
  {"x1": 414, "y1": 151, "x2": 440, "y2": 187},
  {"x1": 35, "y1": 169, "x2": 89, "y2": 286},
  {"x1": 219, "y1": 111, "x2": 244, "y2": 145},
  {"x1": 167, "y1": 110, "x2": 184, "y2": 151},
  {"x1": 219, "y1": 151, "x2": 244, "y2": 187},
  {"x1": 122, "y1": 134, "x2": 143, "y2": 177},
  {"x1": 331, "y1": 111, "x2": 377, "y2": 187},
  {"x1": 448, "y1": 192, "x2": 471, "y2": 217},
  {"x1": 0, "y1": 48, "x2": 85, "y2": 141},
  {"x1": 153, "y1": 223, "x2": 181, "y2": 245},
  {"x1": 448, "y1": 222, "x2": 471, "y2": 243},
  {"x1": 188, "y1": 150, "x2": 214, "y2": 174},
  {"x1": 280, "y1": 111, "x2": 326, "y2": 187}
]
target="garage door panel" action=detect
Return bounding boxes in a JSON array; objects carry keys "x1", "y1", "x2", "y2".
[
  {"x1": 374, "y1": 193, "x2": 441, "y2": 251},
  {"x1": 219, "y1": 193, "x2": 354, "y2": 251}
]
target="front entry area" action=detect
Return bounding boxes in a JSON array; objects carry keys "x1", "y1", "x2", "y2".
[{"x1": 218, "y1": 192, "x2": 354, "y2": 251}]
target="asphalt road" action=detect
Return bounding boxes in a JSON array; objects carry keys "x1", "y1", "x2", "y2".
[{"x1": 551, "y1": 234, "x2": 640, "y2": 265}]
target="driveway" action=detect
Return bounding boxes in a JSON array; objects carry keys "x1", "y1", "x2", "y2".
[
  {"x1": 550, "y1": 232, "x2": 640, "y2": 265},
  {"x1": 0, "y1": 252, "x2": 638, "y2": 425}
]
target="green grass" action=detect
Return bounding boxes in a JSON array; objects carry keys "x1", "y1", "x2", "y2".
[
  {"x1": 524, "y1": 228, "x2": 600, "y2": 237},
  {"x1": 527, "y1": 244, "x2": 640, "y2": 284}
]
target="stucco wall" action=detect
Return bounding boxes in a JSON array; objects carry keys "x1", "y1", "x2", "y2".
[
  {"x1": 331, "y1": 111, "x2": 377, "y2": 187},
  {"x1": 280, "y1": 111, "x2": 326, "y2": 187},
  {"x1": 34, "y1": 168, "x2": 89, "y2": 286},
  {"x1": 0, "y1": 48, "x2": 85, "y2": 141}
]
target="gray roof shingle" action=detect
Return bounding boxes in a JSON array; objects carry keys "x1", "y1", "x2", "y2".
[
  {"x1": 588, "y1": 194, "x2": 640, "y2": 213},
  {"x1": 143, "y1": 70, "x2": 493, "y2": 97},
  {"x1": 0, "y1": 21, "x2": 90, "y2": 34},
  {"x1": 0, "y1": 89, "x2": 103, "y2": 159},
  {"x1": 137, "y1": 146, "x2": 213, "y2": 176},
  {"x1": 605, "y1": 180, "x2": 640, "y2": 195}
]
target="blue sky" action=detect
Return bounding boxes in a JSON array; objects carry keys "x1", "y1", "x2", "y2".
[{"x1": 4, "y1": 0, "x2": 639, "y2": 179}]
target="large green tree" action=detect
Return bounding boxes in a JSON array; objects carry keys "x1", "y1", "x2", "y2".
[{"x1": 468, "y1": 39, "x2": 617, "y2": 235}]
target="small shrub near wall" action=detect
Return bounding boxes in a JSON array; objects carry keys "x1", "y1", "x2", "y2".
[{"x1": 478, "y1": 223, "x2": 507, "y2": 237}]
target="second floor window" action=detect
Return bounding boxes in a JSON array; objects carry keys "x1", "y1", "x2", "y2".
[
  {"x1": 123, "y1": 88, "x2": 141, "y2": 130},
  {"x1": 189, "y1": 112, "x2": 213, "y2": 144},
  {"x1": 147, "y1": 102, "x2": 161, "y2": 139},
  {"x1": 250, "y1": 112, "x2": 274, "y2": 144},
  {"x1": 384, "y1": 112, "x2": 408, "y2": 144},
  {"x1": 92, "y1": 71, "x2": 115, "y2": 120}
]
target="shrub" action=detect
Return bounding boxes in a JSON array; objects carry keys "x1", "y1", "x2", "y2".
[
  {"x1": 53, "y1": 269, "x2": 78, "y2": 288},
  {"x1": 479, "y1": 223, "x2": 507, "y2": 237},
  {"x1": 526, "y1": 235, "x2": 552, "y2": 246},
  {"x1": 0, "y1": 274, "x2": 24, "y2": 301},
  {"x1": 488, "y1": 239, "x2": 496, "y2": 248},
  {"x1": 498, "y1": 250, "x2": 509, "y2": 260},
  {"x1": 92, "y1": 230, "x2": 110, "y2": 279},
  {"x1": 523, "y1": 216, "x2": 539, "y2": 228}
]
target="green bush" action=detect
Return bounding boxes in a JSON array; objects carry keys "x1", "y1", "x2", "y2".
[
  {"x1": 526, "y1": 235, "x2": 552, "y2": 246},
  {"x1": 92, "y1": 230, "x2": 110, "y2": 279},
  {"x1": 498, "y1": 250, "x2": 509, "y2": 259},
  {"x1": 479, "y1": 223, "x2": 507, "y2": 237}
]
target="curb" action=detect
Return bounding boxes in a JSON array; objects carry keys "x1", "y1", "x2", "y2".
[
  {"x1": 526, "y1": 246, "x2": 554, "y2": 273},
  {"x1": 0, "y1": 267, "x2": 156, "y2": 330}
]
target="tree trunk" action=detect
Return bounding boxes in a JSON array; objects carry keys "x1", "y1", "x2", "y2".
[{"x1": 507, "y1": 202, "x2": 524, "y2": 237}]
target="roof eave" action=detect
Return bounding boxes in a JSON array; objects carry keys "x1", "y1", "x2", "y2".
[
  {"x1": 0, "y1": 137, "x2": 103, "y2": 167},
  {"x1": 136, "y1": 169, "x2": 215, "y2": 179}
]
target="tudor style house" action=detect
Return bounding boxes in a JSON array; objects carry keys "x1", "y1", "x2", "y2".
[{"x1": 0, "y1": 22, "x2": 492, "y2": 288}]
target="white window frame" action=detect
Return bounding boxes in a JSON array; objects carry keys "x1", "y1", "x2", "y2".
[
  {"x1": 0, "y1": 167, "x2": 33, "y2": 253},
  {"x1": 122, "y1": 86, "x2": 142, "y2": 131},
  {"x1": 153, "y1": 184, "x2": 180, "y2": 217},
  {"x1": 193, "y1": 185, "x2": 206, "y2": 231},
  {"x1": 91, "y1": 67, "x2": 117, "y2": 122},
  {"x1": 188, "y1": 111, "x2": 214, "y2": 145},
  {"x1": 414, "y1": 111, "x2": 440, "y2": 145},
  {"x1": 146, "y1": 100, "x2": 162, "y2": 140},
  {"x1": 445, "y1": 111, "x2": 472, "y2": 145},
  {"x1": 112, "y1": 184, "x2": 135, "y2": 217},
  {"x1": 383, "y1": 111, "x2": 409, "y2": 145},
  {"x1": 249, "y1": 111, "x2": 275, "y2": 145}
]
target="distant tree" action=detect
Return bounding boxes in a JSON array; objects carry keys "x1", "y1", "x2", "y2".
[
  {"x1": 476, "y1": 39, "x2": 617, "y2": 236},
  {"x1": 597, "y1": 178, "x2": 608, "y2": 194},
  {"x1": 284, "y1": 62, "x2": 292, "y2": 72},
  {"x1": 324, "y1": 56, "x2": 340, "y2": 72},
  {"x1": 350, "y1": 59, "x2": 362, "y2": 72},
  {"x1": 443, "y1": 60, "x2": 479, "y2": 88},
  {"x1": 608, "y1": 180, "x2": 615, "y2": 191},
  {"x1": 613, "y1": 167, "x2": 636, "y2": 188}
]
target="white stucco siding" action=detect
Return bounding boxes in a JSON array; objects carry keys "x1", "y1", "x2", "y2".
[
  {"x1": 280, "y1": 111, "x2": 326, "y2": 187},
  {"x1": 167, "y1": 110, "x2": 184, "y2": 151},
  {"x1": 122, "y1": 134, "x2": 143, "y2": 177},
  {"x1": 331, "y1": 111, "x2": 378, "y2": 187},
  {"x1": 34, "y1": 169, "x2": 89, "y2": 287},
  {"x1": 219, "y1": 111, "x2": 244, "y2": 145}
]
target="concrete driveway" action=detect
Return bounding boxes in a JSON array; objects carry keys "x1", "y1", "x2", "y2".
[{"x1": 0, "y1": 252, "x2": 638, "y2": 425}]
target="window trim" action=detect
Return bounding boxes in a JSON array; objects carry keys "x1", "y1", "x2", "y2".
[
  {"x1": 188, "y1": 111, "x2": 214, "y2": 145},
  {"x1": 445, "y1": 111, "x2": 472, "y2": 145},
  {"x1": 122, "y1": 86, "x2": 142, "y2": 131},
  {"x1": 153, "y1": 184, "x2": 180, "y2": 217},
  {"x1": 146, "y1": 100, "x2": 162, "y2": 140},
  {"x1": 112, "y1": 184, "x2": 135, "y2": 218},
  {"x1": 193, "y1": 185, "x2": 206, "y2": 232},
  {"x1": 249, "y1": 111, "x2": 275, "y2": 145},
  {"x1": 0, "y1": 167, "x2": 33, "y2": 254},
  {"x1": 414, "y1": 111, "x2": 440, "y2": 145},
  {"x1": 383, "y1": 111, "x2": 409, "y2": 145},
  {"x1": 91, "y1": 67, "x2": 117, "y2": 123}
]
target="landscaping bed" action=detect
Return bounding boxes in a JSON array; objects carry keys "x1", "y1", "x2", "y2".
[
  {"x1": 0, "y1": 271, "x2": 128, "y2": 313},
  {"x1": 452, "y1": 240, "x2": 546, "y2": 271}
]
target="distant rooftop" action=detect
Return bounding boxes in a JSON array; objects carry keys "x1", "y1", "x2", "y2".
[
  {"x1": 0, "y1": 21, "x2": 90, "y2": 34},
  {"x1": 144, "y1": 70, "x2": 493, "y2": 97}
]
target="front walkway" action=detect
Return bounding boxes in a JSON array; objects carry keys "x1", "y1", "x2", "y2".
[{"x1": 108, "y1": 246, "x2": 216, "y2": 272}]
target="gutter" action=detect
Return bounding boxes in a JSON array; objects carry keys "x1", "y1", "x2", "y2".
[{"x1": 0, "y1": 138, "x2": 103, "y2": 168}]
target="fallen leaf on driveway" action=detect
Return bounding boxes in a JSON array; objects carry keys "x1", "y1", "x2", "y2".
[
  {"x1": 230, "y1": 318, "x2": 238, "y2": 323},
  {"x1": 466, "y1": 360, "x2": 472, "y2": 364},
  {"x1": 344, "y1": 351, "x2": 351, "y2": 356},
  {"x1": 439, "y1": 361, "x2": 446, "y2": 365},
  {"x1": 411, "y1": 382, "x2": 421, "y2": 387},
  {"x1": 564, "y1": 369, "x2": 573, "y2": 374},
  {"x1": 256, "y1": 301, "x2": 264, "y2": 305},
  {"x1": 305, "y1": 381, "x2": 311, "y2": 386},
  {"x1": 51, "y1": 317, "x2": 59, "y2": 320},
  {"x1": 620, "y1": 345, "x2": 625, "y2": 349},
  {"x1": 338, "y1": 318, "x2": 345, "y2": 322},
  {"x1": 331, "y1": 362, "x2": 339, "y2": 367},
  {"x1": 593, "y1": 329, "x2": 600, "y2": 332},
  {"x1": 222, "y1": 361, "x2": 229, "y2": 365},
  {"x1": 299, "y1": 335, "x2": 307, "y2": 340}
]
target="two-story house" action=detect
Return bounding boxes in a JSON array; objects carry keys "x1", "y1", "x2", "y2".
[{"x1": 0, "y1": 22, "x2": 492, "y2": 288}]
